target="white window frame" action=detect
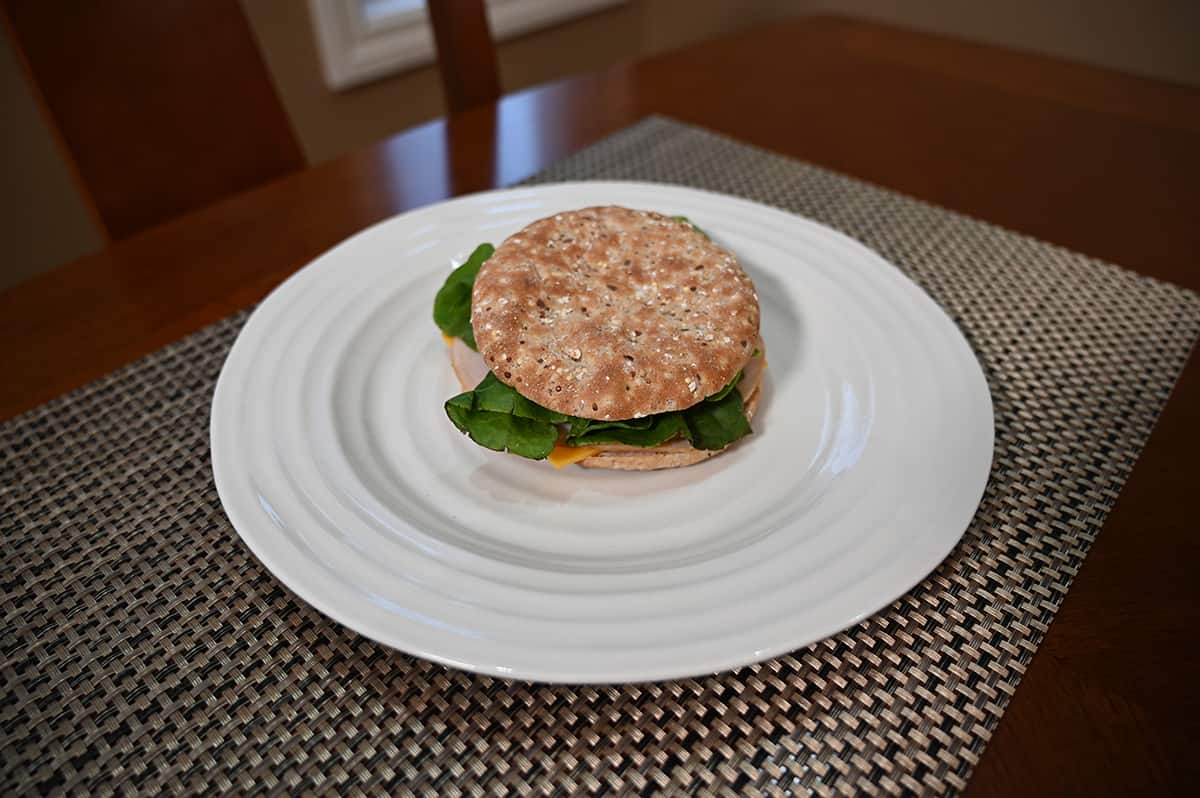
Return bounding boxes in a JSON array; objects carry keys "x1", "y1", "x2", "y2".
[{"x1": 308, "y1": 0, "x2": 628, "y2": 91}]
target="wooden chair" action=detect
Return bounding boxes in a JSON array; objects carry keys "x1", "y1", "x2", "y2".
[
  {"x1": 428, "y1": 0, "x2": 501, "y2": 113},
  {"x1": 2, "y1": 0, "x2": 500, "y2": 244},
  {"x1": 1, "y1": 0, "x2": 305, "y2": 242}
]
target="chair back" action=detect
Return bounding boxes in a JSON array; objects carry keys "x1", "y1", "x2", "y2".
[{"x1": 2, "y1": 0, "x2": 304, "y2": 240}]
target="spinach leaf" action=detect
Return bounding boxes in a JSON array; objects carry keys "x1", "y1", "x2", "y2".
[
  {"x1": 444, "y1": 373, "x2": 560, "y2": 459},
  {"x1": 566, "y1": 415, "x2": 654, "y2": 436},
  {"x1": 682, "y1": 388, "x2": 752, "y2": 450},
  {"x1": 432, "y1": 243, "x2": 493, "y2": 350},
  {"x1": 470, "y1": 372, "x2": 569, "y2": 423},
  {"x1": 672, "y1": 215, "x2": 708, "y2": 238},
  {"x1": 563, "y1": 372, "x2": 748, "y2": 448},
  {"x1": 446, "y1": 369, "x2": 752, "y2": 458},
  {"x1": 565, "y1": 413, "x2": 690, "y2": 448}
]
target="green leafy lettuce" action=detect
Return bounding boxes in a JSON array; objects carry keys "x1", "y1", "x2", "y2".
[
  {"x1": 445, "y1": 372, "x2": 567, "y2": 459},
  {"x1": 564, "y1": 413, "x2": 690, "y2": 449},
  {"x1": 672, "y1": 215, "x2": 708, "y2": 238},
  {"x1": 561, "y1": 371, "x2": 748, "y2": 450},
  {"x1": 678, "y1": 385, "x2": 752, "y2": 449},
  {"x1": 445, "y1": 370, "x2": 751, "y2": 459},
  {"x1": 432, "y1": 243, "x2": 494, "y2": 350}
]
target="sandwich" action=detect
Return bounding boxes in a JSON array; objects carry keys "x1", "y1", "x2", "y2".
[{"x1": 433, "y1": 206, "x2": 765, "y2": 470}]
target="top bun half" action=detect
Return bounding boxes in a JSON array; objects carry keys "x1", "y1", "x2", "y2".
[{"x1": 471, "y1": 206, "x2": 760, "y2": 420}]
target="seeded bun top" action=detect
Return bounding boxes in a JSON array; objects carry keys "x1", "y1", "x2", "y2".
[{"x1": 470, "y1": 206, "x2": 760, "y2": 420}]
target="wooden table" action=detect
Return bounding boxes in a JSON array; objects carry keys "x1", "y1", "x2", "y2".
[{"x1": 3, "y1": 16, "x2": 1196, "y2": 796}]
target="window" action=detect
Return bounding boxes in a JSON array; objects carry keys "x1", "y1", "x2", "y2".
[
  {"x1": 361, "y1": 1, "x2": 425, "y2": 24},
  {"x1": 309, "y1": 0, "x2": 627, "y2": 91}
]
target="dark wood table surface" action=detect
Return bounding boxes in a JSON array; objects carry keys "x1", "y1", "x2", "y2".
[{"x1": 3, "y1": 15, "x2": 1197, "y2": 796}]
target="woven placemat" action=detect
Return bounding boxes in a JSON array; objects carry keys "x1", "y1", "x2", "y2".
[{"x1": 3, "y1": 117, "x2": 1198, "y2": 796}]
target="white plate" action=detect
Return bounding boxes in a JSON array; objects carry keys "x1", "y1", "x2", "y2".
[{"x1": 211, "y1": 182, "x2": 993, "y2": 684}]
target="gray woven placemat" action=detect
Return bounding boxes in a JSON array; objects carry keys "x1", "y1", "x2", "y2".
[{"x1": 3, "y1": 117, "x2": 1198, "y2": 796}]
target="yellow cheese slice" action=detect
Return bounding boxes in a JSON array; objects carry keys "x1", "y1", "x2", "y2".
[
  {"x1": 441, "y1": 332, "x2": 455, "y2": 348},
  {"x1": 546, "y1": 444, "x2": 600, "y2": 468}
]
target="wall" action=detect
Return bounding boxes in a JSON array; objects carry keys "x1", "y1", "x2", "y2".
[
  {"x1": 3, "y1": 0, "x2": 1198, "y2": 289},
  {"x1": 775, "y1": 0, "x2": 1200, "y2": 88}
]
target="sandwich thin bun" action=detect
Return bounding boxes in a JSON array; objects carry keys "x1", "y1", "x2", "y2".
[{"x1": 471, "y1": 207, "x2": 760, "y2": 421}]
